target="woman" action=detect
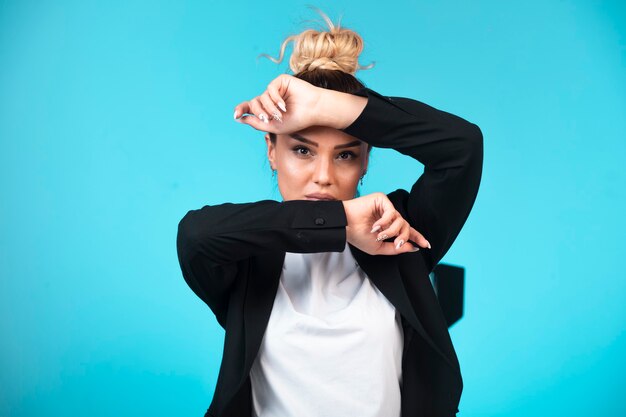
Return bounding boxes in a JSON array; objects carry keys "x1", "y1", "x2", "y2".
[{"x1": 176, "y1": 10, "x2": 483, "y2": 417}]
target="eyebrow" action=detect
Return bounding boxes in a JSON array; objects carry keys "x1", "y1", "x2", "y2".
[{"x1": 288, "y1": 133, "x2": 363, "y2": 150}]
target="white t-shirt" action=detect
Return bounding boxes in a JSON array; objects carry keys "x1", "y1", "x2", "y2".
[{"x1": 249, "y1": 242, "x2": 404, "y2": 417}]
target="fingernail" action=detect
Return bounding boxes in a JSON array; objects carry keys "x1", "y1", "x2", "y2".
[
  {"x1": 370, "y1": 225, "x2": 381, "y2": 233},
  {"x1": 411, "y1": 247, "x2": 420, "y2": 252},
  {"x1": 259, "y1": 114, "x2": 268, "y2": 124},
  {"x1": 233, "y1": 110, "x2": 238, "y2": 120},
  {"x1": 376, "y1": 234, "x2": 388, "y2": 242},
  {"x1": 395, "y1": 240, "x2": 404, "y2": 250},
  {"x1": 272, "y1": 111, "x2": 282, "y2": 123},
  {"x1": 427, "y1": 241, "x2": 431, "y2": 249},
  {"x1": 278, "y1": 102, "x2": 286, "y2": 112}
]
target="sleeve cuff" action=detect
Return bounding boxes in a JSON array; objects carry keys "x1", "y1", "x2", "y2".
[{"x1": 289, "y1": 199, "x2": 348, "y2": 229}]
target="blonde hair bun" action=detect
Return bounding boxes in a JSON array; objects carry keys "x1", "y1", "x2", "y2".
[{"x1": 260, "y1": 7, "x2": 374, "y2": 76}]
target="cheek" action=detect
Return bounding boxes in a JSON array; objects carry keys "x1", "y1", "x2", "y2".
[
  {"x1": 336, "y1": 164, "x2": 362, "y2": 183},
  {"x1": 336, "y1": 165, "x2": 362, "y2": 195},
  {"x1": 274, "y1": 153, "x2": 311, "y2": 198},
  {"x1": 276, "y1": 155, "x2": 309, "y2": 181}
]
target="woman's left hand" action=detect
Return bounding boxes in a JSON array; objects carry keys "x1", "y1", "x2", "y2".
[
  {"x1": 343, "y1": 192, "x2": 431, "y2": 256},
  {"x1": 233, "y1": 74, "x2": 323, "y2": 134}
]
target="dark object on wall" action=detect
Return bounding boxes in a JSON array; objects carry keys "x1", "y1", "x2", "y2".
[{"x1": 430, "y1": 263, "x2": 465, "y2": 328}]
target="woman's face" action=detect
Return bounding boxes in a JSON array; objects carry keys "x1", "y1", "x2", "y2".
[{"x1": 265, "y1": 125, "x2": 369, "y2": 202}]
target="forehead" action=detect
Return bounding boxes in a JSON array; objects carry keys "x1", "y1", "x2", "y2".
[{"x1": 278, "y1": 126, "x2": 363, "y2": 148}]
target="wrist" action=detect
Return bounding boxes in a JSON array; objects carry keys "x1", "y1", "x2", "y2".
[
  {"x1": 342, "y1": 199, "x2": 354, "y2": 241},
  {"x1": 315, "y1": 89, "x2": 368, "y2": 129},
  {"x1": 341, "y1": 199, "x2": 352, "y2": 220}
]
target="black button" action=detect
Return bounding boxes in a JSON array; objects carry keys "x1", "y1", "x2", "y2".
[{"x1": 314, "y1": 217, "x2": 325, "y2": 226}]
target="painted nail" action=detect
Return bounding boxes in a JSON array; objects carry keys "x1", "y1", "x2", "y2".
[
  {"x1": 376, "y1": 234, "x2": 388, "y2": 242},
  {"x1": 411, "y1": 247, "x2": 420, "y2": 252},
  {"x1": 395, "y1": 240, "x2": 405, "y2": 250},
  {"x1": 233, "y1": 110, "x2": 238, "y2": 120},
  {"x1": 259, "y1": 114, "x2": 269, "y2": 124},
  {"x1": 427, "y1": 241, "x2": 431, "y2": 249},
  {"x1": 370, "y1": 225, "x2": 381, "y2": 233},
  {"x1": 278, "y1": 102, "x2": 286, "y2": 112},
  {"x1": 272, "y1": 111, "x2": 282, "y2": 123}
]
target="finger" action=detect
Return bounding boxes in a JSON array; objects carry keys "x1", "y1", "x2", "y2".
[
  {"x1": 270, "y1": 73, "x2": 291, "y2": 99},
  {"x1": 373, "y1": 241, "x2": 395, "y2": 255},
  {"x1": 233, "y1": 101, "x2": 251, "y2": 120},
  {"x1": 235, "y1": 97, "x2": 279, "y2": 132},
  {"x1": 371, "y1": 194, "x2": 399, "y2": 230},
  {"x1": 266, "y1": 84, "x2": 287, "y2": 113},
  {"x1": 371, "y1": 207, "x2": 397, "y2": 234},
  {"x1": 259, "y1": 91, "x2": 283, "y2": 123},
  {"x1": 395, "y1": 231, "x2": 423, "y2": 254},
  {"x1": 374, "y1": 239, "x2": 420, "y2": 255},
  {"x1": 397, "y1": 225, "x2": 425, "y2": 254},
  {"x1": 393, "y1": 221, "x2": 411, "y2": 251},
  {"x1": 250, "y1": 97, "x2": 270, "y2": 124},
  {"x1": 377, "y1": 216, "x2": 403, "y2": 242},
  {"x1": 401, "y1": 241, "x2": 421, "y2": 254},
  {"x1": 409, "y1": 228, "x2": 431, "y2": 249},
  {"x1": 237, "y1": 114, "x2": 268, "y2": 131},
  {"x1": 236, "y1": 99, "x2": 268, "y2": 130},
  {"x1": 395, "y1": 228, "x2": 426, "y2": 254}
]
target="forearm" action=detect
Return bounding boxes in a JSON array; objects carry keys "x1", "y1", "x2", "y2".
[
  {"x1": 315, "y1": 89, "x2": 368, "y2": 130},
  {"x1": 339, "y1": 88, "x2": 482, "y2": 169},
  {"x1": 334, "y1": 86, "x2": 483, "y2": 269},
  {"x1": 316, "y1": 86, "x2": 481, "y2": 169},
  {"x1": 176, "y1": 199, "x2": 348, "y2": 269}
]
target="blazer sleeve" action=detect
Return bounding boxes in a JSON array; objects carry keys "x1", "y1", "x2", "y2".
[
  {"x1": 341, "y1": 87, "x2": 484, "y2": 272},
  {"x1": 176, "y1": 199, "x2": 348, "y2": 319}
]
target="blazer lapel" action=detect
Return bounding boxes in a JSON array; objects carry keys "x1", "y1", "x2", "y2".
[
  {"x1": 348, "y1": 243, "x2": 460, "y2": 372},
  {"x1": 242, "y1": 251, "x2": 285, "y2": 375}
]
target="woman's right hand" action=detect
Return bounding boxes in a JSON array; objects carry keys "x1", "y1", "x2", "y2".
[
  {"x1": 233, "y1": 74, "x2": 323, "y2": 134},
  {"x1": 342, "y1": 192, "x2": 431, "y2": 256}
]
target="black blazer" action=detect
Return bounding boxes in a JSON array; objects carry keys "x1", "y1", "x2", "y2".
[{"x1": 176, "y1": 87, "x2": 483, "y2": 417}]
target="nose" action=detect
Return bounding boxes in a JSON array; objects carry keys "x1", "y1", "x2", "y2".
[{"x1": 312, "y1": 156, "x2": 333, "y2": 186}]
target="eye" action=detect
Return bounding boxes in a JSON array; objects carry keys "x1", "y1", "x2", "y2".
[
  {"x1": 337, "y1": 151, "x2": 357, "y2": 160},
  {"x1": 292, "y1": 145, "x2": 311, "y2": 157}
]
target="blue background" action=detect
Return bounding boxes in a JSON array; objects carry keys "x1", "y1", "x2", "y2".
[{"x1": 1, "y1": 0, "x2": 625, "y2": 415}]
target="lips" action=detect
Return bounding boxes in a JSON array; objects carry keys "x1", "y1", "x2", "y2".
[{"x1": 305, "y1": 193, "x2": 337, "y2": 201}]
